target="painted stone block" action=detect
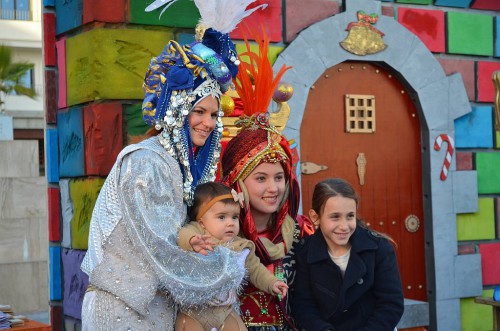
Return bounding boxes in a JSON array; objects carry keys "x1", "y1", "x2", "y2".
[
  {"x1": 285, "y1": 0, "x2": 339, "y2": 42},
  {"x1": 234, "y1": 42, "x2": 284, "y2": 66},
  {"x1": 461, "y1": 289, "x2": 494, "y2": 331},
  {"x1": 471, "y1": 0, "x2": 500, "y2": 10},
  {"x1": 457, "y1": 198, "x2": 495, "y2": 241},
  {"x1": 396, "y1": 0, "x2": 431, "y2": 4},
  {"x1": 0, "y1": 262, "x2": 48, "y2": 313},
  {"x1": 123, "y1": 103, "x2": 149, "y2": 142},
  {"x1": 397, "y1": 8, "x2": 445, "y2": 53},
  {"x1": 447, "y1": 12, "x2": 493, "y2": 57},
  {"x1": 497, "y1": 199, "x2": 500, "y2": 238},
  {"x1": 478, "y1": 243, "x2": 500, "y2": 285},
  {"x1": 69, "y1": 178, "x2": 105, "y2": 249},
  {"x1": 43, "y1": 13, "x2": 56, "y2": 66},
  {"x1": 497, "y1": 18, "x2": 500, "y2": 57},
  {"x1": 129, "y1": 0, "x2": 199, "y2": 28},
  {"x1": 56, "y1": 39, "x2": 67, "y2": 109},
  {"x1": 49, "y1": 245, "x2": 62, "y2": 301},
  {"x1": 457, "y1": 244, "x2": 475, "y2": 255},
  {"x1": 381, "y1": 6, "x2": 395, "y2": 18},
  {"x1": 62, "y1": 248, "x2": 88, "y2": 320},
  {"x1": 83, "y1": 0, "x2": 124, "y2": 24},
  {"x1": 231, "y1": 0, "x2": 282, "y2": 42},
  {"x1": 59, "y1": 179, "x2": 73, "y2": 248},
  {"x1": 50, "y1": 304, "x2": 64, "y2": 331},
  {"x1": 48, "y1": 187, "x2": 61, "y2": 242},
  {"x1": 476, "y1": 152, "x2": 500, "y2": 194},
  {"x1": 0, "y1": 140, "x2": 38, "y2": 177},
  {"x1": 83, "y1": 103, "x2": 123, "y2": 176},
  {"x1": 66, "y1": 28, "x2": 171, "y2": 106},
  {"x1": 477, "y1": 61, "x2": 500, "y2": 103},
  {"x1": 45, "y1": 69, "x2": 57, "y2": 124},
  {"x1": 435, "y1": 0, "x2": 472, "y2": 7},
  {"x1": 46, "y1": 129, "x2": 59, "y2": 183},
  {"x1": 437, "y1": 58, "x2": 475, "y2": 101},
  {"x1": 456, "y1": 152, "x2": 472, "y2": 171},
  {"x1": 44, "y1": 0, "x2": 54, "y2": 6},
  {"x1": 55, "y1": 0, "x2": 83, "y2": 35},
  {"x1": 57, "y1": 108, "x2": 85, "y2": 178},
  {"x1": 454, "y1": 106, "x2": 493, "y2": 148}
]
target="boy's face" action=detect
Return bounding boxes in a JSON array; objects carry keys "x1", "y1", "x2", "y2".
[{"x1": 199, "y1": 201, "x2": 240, "y2": 243}]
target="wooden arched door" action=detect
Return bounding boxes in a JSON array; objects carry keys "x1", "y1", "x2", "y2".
[{"x1": 300, "y1": 61, "x2": 426, "y2": 301}]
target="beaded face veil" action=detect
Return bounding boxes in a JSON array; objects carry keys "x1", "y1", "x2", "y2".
[{"x1": 142, "y1": 0, "x2": 267, "y2": 204}]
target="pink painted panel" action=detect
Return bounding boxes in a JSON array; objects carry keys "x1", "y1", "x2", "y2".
[
  {"x1": 231, "y1": 0, "x2": 282, "y2": 42},
  {"x1": 397, "y1": 7, "x2": 445, "y2": 53},
  {"x1": 477, "y1": 61, "x2": 500, "y2": 102},
  {"x1": 284, "y1": 0, "x2": 339, "y2": 42},
  {"x1": 478, "y1": 243, "x2": 500, "y2": 285},
  {"x1": 456, "y1": 152, "x2": 473, "y2": 170},
  {"x1": 437, "y1": 58, "x2": 475, "y2": 101},
  {"x1": 56, "y1": 38, "x2": 67, "y2": 109}
]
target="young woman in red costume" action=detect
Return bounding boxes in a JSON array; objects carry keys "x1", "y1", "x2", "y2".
[{"x1": 220, "y1": 32, "x2": 314, "y2": 331}]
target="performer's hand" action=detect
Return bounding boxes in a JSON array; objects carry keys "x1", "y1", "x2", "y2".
[
  {"x1": 272, "y1": 280, "x2": 288, "y2": 297},
  {"x1": 189, "y1": 234, "x2": 216, "y2": 256}
]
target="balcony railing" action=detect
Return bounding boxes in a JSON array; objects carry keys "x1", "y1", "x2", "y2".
[{"x1": 0, "y1": 8, "x2": 31, "y2": 21}]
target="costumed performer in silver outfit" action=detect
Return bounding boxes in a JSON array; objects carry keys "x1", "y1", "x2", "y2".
[{"x1": 80, "y1": 1, "x2": 267, "y2": 329}]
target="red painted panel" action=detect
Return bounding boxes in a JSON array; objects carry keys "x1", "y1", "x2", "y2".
[
  {"x1": 382, "y1": 6, "x2": 395, "y2": 18},
  {"x1": 471, "y1": 0, "x2": 500, "y2": 10},
  {"x1": 48, "y1": 187, "x2": 61, "y2": 242},
  {"x1": 456, "y1": 152, "x2": 473, "y2": 170},
  {"x1": 43, "y1": 13, "x2": 56, "y2": 67},
  {"x1": 496, "y1": 198, "x2": 500, "y2": 239},
  {"x1": 83, "y1": 0, "x2": 125, "y2": 24},
  {"x1": 477, "y1": 61, "x2": 500, "y2": 102},
  {"x1": 83, "y1": 103, "x2": 123, "y2": 176},
  {"x1": 45, "y1": 69, "x2": 57, "y2": 124},
  {"x1": 50, "y1": 304, "x2": 63, "y2": 331},
  {"x1": 478, "y1": 243, "x2": 500, "y2": 285},
  {"x1": 437, "y1": 58, "x2": 475, "y2": 101},
  {"x1": 231, "y1": 0, "x2": 282, "y2": 42},
  {"x1": 397, "y1": 8, "x2": 445, "y2": 53},
  {"x1": 457, "y1": 244, "x2": 475, "y2": 255},
  {"x1": 284, "y1": 0, "x2": 339, "y2": 42}
]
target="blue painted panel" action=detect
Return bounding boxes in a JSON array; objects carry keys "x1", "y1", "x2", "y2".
[
  {"x1": 49, "y1": 246, "x2": 62, "y2": 301},
  {"x1": 57, "y1": 108, "x2": 85, "y2": 177},
  {"x1": 454, "y1": 106, "x2": 493, "y2": 148},
  {"x1": 177, "y1": 32, "x2": 195, "y2": 45},
  {"x1": 55, "y1": 0, "x2": 82, "y2": 35},
  {"x1": 496, "y1": 16, "x2": 500, "y2": 57},
  {"x1": 435, "y1": 0, "x2": 472, "y2": 8},
  {"x1": 46, "y1": 129, "x2": 59, "y2": 183},
  {"x1": 43, "y1": 0, "x2": 55, "y2": 7}
]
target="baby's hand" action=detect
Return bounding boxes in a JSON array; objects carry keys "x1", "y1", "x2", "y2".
[
  {"x1": 189, "y1": 234, "x2": 216, "y2": 256},
  {"x1": 272, "y1": 280, "x2": 288, "y2": 298}
]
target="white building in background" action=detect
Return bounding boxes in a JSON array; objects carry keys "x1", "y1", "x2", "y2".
[{"x1": 0, "y1": 0, "x2": 44, "y2": 171}]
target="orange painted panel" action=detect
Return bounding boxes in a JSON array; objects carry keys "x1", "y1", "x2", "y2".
[{"x1": 300, "y1": 61, "x2": 426, "y2": 301}]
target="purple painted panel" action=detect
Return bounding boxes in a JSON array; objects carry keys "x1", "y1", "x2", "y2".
[{"x1": 62, "y1": 248, "x2": 88, "y2": 320}]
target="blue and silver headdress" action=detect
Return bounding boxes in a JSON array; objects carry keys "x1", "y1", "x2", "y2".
[{"x1": 142, "y1": 0, "x2": 266, "y2": 204}]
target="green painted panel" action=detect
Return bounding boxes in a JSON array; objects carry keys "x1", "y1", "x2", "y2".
[
  {"x1": 66, "y1": 28, "x2": 172, "y2": 107},
  {"x1": 235, "y1": 42, "x2": 284, "y2": 65},
  {"x1": 476, "y1": 152, "x2": 500, "y2": 194},
  {"x1": 396, "y1": 0, "x2": 432, "y2": 4},
  {"x1": 130, "y1": 0, "x2": 199, "y2": 28},
  {"x1": 123, "y1": 103, "x2": 149, "y2": 141},
  {"x1": 70, "y1": 178, "x2": 105, "y2": 249},
  {"x1": 457, "y1": 198, "x2": 495, "y2": 241},
  {"x1": 461, "y1": 289, "x2": 494, "y2": 331},
  {"x1": 448, "y1": 12, "x2": 493, "y2": 56},
  {"x1": 496, "y1": 131, "x2": 499, "y2": 148}
]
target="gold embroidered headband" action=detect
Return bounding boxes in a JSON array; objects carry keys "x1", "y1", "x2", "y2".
[{"x1": 196, "y1": 190, "x2": 244, "y2": 221}]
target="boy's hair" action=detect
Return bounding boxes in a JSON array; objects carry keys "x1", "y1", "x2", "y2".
[
  {"x1": 188, "y1": 182, "x2": 239, "y2": 221},
  {"x1": 311, "y1": 178, "x2": 396, "y2": 246}
]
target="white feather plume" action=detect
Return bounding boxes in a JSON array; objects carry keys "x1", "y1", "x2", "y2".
[
  {"x1": 194, "y1": 0, "x2": 267, "y2": 33},
  {"x1": 145, "y1": 0, "x2": 179, "y2": 17}
]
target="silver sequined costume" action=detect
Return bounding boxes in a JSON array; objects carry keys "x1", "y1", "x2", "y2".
[{"x1": 81, "y1": 136, "x2": 246, "y2": 331}]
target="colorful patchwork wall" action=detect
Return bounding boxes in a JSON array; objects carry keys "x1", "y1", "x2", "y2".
[{"x1": 43, "y1": 0, "x2": 499, "y2": 330}]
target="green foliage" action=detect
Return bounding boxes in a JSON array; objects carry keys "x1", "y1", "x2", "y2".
[{"x1": 0, "y1": 45, "x2": 36, "y2": 111}]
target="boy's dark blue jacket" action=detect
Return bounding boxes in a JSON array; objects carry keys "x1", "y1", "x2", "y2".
[{"x1": 291, "y1": 226, "x2": 404, "y2": 331}]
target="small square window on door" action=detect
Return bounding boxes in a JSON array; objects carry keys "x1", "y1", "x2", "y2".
[{"x1": 345, "y1": 94, "x2": 376, "y2": 133}]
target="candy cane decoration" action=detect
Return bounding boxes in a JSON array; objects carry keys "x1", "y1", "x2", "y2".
[{"x1": 434, "y1": 134, "x2": 454, "y2": 181}]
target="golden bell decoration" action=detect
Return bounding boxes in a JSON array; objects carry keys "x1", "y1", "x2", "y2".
[
  {"x1": 220, "y1": 94, "x2": 235, "y2": 116},
  {"x1": 273, "y1": 81, "x2": 294, "y2": 103}
]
